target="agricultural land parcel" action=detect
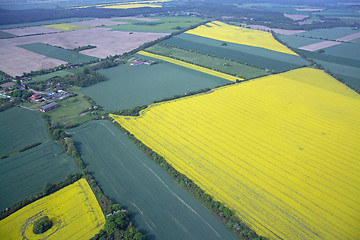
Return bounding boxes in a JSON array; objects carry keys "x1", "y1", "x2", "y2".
[
  {"x1": 0, "y1": 17, "x2": 93, "y2": 30},
  {"x1": 112, "y1": 67, "x2": 360, "y2": 240},
  {"x1": 187, "y1": 21, "x2": 297, "y2": 55},
  {"x1": 0, "y1": 179, "x2": 104, "y2": 240},
  {"x1": 277, "y1": 30, "x2": 360, "y2": 91},
  {"x1": 0, "y1": 30, "x2": 16, "y2": 39},
  {"x1": 0, "y1": 107, "x2": 49, "y2": 156},
  {"x1": 144, "y1": 44, "x2": 269, "y2": 79},
  {"x1": 137, "y1": 51, "x2": 241, "y2": 82},
  {"x1": 0, "y1": 24, "x2": 167, "y2": 76},
  {"x1": 18, "y1": 42, "x2": 98, "y2": 64},
  {"x1": 163, "y1": 33, "x2": 307, "y2": 72},
  {"x1": 78, "y1": 0, "x2": 171, "y2": 9},
  {"x1": 108, "y1": 16, "x2": 206, "y2": 33},
  {"x1": 43, "y1": 23, "x2": 91, "y2": 31},
  {"x1": 70, "y1": 120, "x2": 237, "y2": 240},
  {"x1": 0, "y1": 141, "x2": 80, "y2": 210},
  {"x1": 81, "y1": 60, "x2": 230, "y2": 110}
]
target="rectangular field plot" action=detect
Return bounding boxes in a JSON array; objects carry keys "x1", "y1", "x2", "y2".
[
  {"x1": 295, "y1": 27, "x2": 360, "y2": 41},
  {"x1": 163, "y1": 34, "x2": 307, "y2": 72},
  {"x1": 108, "y1": 16, "x2": 206, "y2": 33},
  {"x1": 0, "y1": 179, "x2": 104, "y2": 240},
  {"x1": 81, "y1": 61, "x2": 230, "y2": 110},
  {"x1": 18, "y1": 42, "x2": 97, "y2": 64},
  {"x1": 145, "y1": 44, "x2": 269, "y2": 79},
  {"x1": 321, "y1": 42, "x2": 360, "y2": 61},
  {"x1": 112, "y1": 68, "x2": 360, "y2": 240},
  {"x1": 276, "y1": 34, "x2": 325, "y2": 48},
  {"x1": 0, "y1": 107, "x2": 49, "y2": 156},
  {"x1": 69, "y1": 120, "x2": 237, "y2": 240},
  {"x1": 0, "y1": 141, "x2": 80, "y2": 210}
]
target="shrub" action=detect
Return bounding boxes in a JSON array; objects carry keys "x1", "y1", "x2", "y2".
[{"x1": 33, "y1": 216, "x2": 53, "y2": 234}]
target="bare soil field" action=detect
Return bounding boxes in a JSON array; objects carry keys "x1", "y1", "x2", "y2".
[
  {"x1": 0, "y1": 27, "x2": 166, "y2": 76},
  {"x1": 284, "y1": 14, "x2": 309, "y2": 21},
  {"x1": 2, "y1": 26, "x2": 62, "y2": 36},
  {"x1": 337, "y1": 32, "x2": 360, "y2": 42},
  {"x1": 72, "y1": 17, "x2": 127, "y2": 27},
  {"x1": 0, "y1": 44, "x2": 66, "y2": 76},
  {"x1": 246, "y1": 25, "x2": 306, "y2": 35},
  {"x1": 298, "y1": 41, "x2": 342, "y2": 51}
]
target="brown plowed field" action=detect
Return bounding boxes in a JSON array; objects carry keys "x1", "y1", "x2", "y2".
[{"x1": 0, "y1": 27, "x2": 167, "y2": 76}]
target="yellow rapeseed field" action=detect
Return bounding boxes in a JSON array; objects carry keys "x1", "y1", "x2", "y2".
[
  {"x1": 186, "y1": 21, "x2": 298, "y2": 55},
  {"x1": 101, "y1": 4, "x2": 161, "y2": 9},
  {"x1": 138, "y1": 51, "x2": 241, "y2": 82},
  {"x1": 111, "y1": 67, "x2": 360, "y2": 240},
  {"x1": 78, "y1": 0, "x2": 170, "y2": 9},
  {"x1": 0, "y1": 179, "x2": 105, "y2": 240},
  {"x1": 43, "y1": 23, "x2": 90, "y2": 31}
]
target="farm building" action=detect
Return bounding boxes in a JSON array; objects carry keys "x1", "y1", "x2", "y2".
[{"x1": 40, "y1": 102, "x2": 58, "y2": 112}]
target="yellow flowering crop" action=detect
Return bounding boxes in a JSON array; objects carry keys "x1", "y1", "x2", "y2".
[
  {"x1": 0, "y1": 179, "x2": 105, "y2": 240},
  {"x1": 78, "y1": 0, "x2": 170, "y2": 9},
  {"x1": 43, "y1": 23, "x2": 90, "y2": 31},
  {"x1": 186, "y1": 21, "x2": 298, "y2": 55},
  {"x1": 111, "y1": 68, "x2": 360, "y2": 240},
  {"x1": 138, "y1": 51, "x2": 241, "y2": 82},
  {"x1": 101, "y1": 4, "x2": 161, "y2": 9}
]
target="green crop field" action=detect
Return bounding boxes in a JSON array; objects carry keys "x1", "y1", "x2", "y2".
[
  {"x1": 70, "y1": 120, "x2": 237, "y2": 240},
  {"x1": 18, "y1": 42, "x2": 98, "y2": 64},
  {"x1": 0, "y1": 30, "x2": 17, "y2": 39},
  {"x1": 315, "y1": 60, "x2": 360, "y2": 91},
  {"x1": 163, "y1": 33, "x2": 308, "y2": 72},
  {"x1": 276, "y1": 34, "x2": 323, "y2": 48},
  {"x1": 297, "y1": 49, "x2": 360, "y2": 68},
  {"x1": 295, "y1": 27, "x2": 360, "y2": 40},
  {"x1": 0, "y1": 141, "x2": 79, "y2": 210},
  {"x1": 0, "y1": 107, "x2": 49, "y2": 156},
  {"x1": 30, "y1": 70, "x2": 73, "y2": 82},
  {"x1": 0, "y1": 18, "x2": 93, "y2": 30},
  {"x1": 108, "y1": 16, "x2": 206, "y2": 33},
  {"x1": 81, "y1": 61, "x2": 230, "y2": 110},
  {"x1": 146, "y1": 44, "x2": 269, "y2": 79},
  {"x1": 322, "y1": 43, "x2": 360, "y2": 61}
]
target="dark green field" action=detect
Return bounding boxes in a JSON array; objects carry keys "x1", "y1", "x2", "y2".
[
  {"x1": 108, "y1": 16, "x2": 206, "y2": 33},
  {"x1": 70, "y1": 120, "x2": 237, "y2": 240},
  {"x1": 322, "y1": 43, "x2": 360, "y2": 61},
  {"x1": 81, "y1": 61, "x2": 230, "y2": 110},
  {"x1": 0, "y1": 30, "x2": 16, "y2": 39},
  {"x1": 0, "y1": 107, "x2": 49, "y2": 156},
  {"x1": 0, "y1": 17, "x2": 93, "y2": 30},
  {"x1": 295, "y1": 27, "x2": 360, "y2": 40},
  {"x1": 18, "y1": 42, "x2": 98, "y2": 64},
  {"x1": 0, "y1": 141, "x2": 79, "y2": 210},
  {"x1": 146, "y1": 44, "x2": 269, "y2": 79},
  {"x1": 276, "y1": 34, "x2": 323, "y2": 48},
  {"x1": 163, "y1": 33, "x2": 308, "y2": 72}
]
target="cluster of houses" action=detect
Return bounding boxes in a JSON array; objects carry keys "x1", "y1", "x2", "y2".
[
  {"x1": 130, "y1": 58, "x2": 156, "y2": 66},
  {"x1": 30, "y1": 89, "x2": 70, "y2": 103}
]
